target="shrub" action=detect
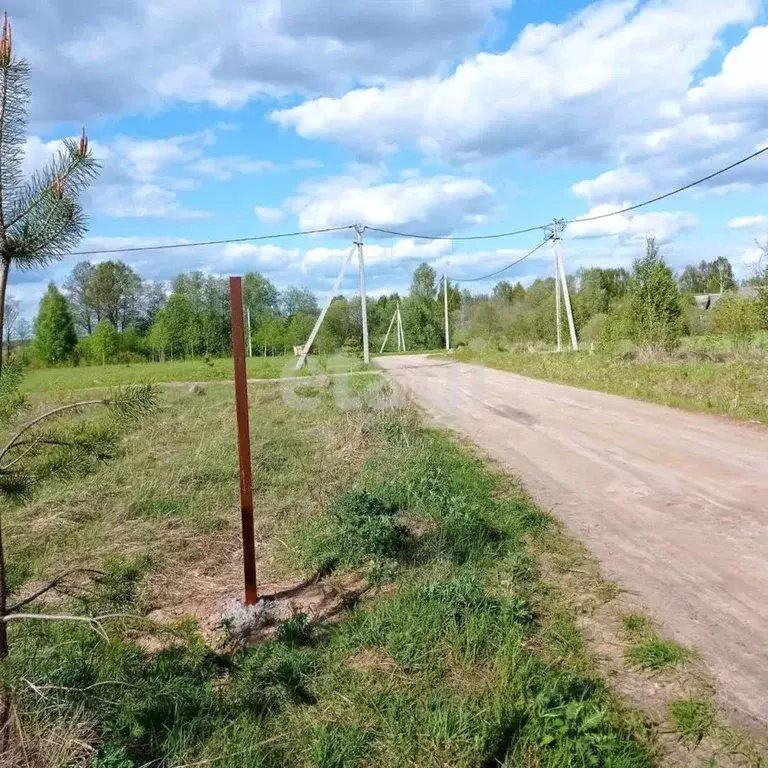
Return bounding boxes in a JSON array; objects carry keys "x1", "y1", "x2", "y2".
[
  {"x1": 626, "y1": 238, "x2": 684, "y2": 353},
  {"x1": 713, "y1": 296, "x2": 760, "y2": 346},
  {"x1": 757, "y1": 287, "x2": 768, "y2": 331},
  {"x1": 331, "y1": 491, "x2": 408, "y2": 561},
  {"x1": 579, "y1": 312, "x2": 607, "y2": 344}
]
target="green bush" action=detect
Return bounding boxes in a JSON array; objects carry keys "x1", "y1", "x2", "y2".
[
  {"x1": 626, "y1": 238, "x2": 684, "y2": 353},
  {"x1": 713, "y1": 296, "x2": 760, "y2": 346},
  {"x1": 579, "y1": 312, "x2": 608, "y2": 344}
]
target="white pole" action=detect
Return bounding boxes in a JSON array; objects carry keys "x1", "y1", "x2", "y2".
[
  {"x1": 554, "y1": 237, "x2": 579, "y2": 351},
  {"x1": 397, "y1": 302, "x2": 406, "y2": 351},
  {"x1": 554, "y1": 240, "x2": 562, "y2": 353},
  {"x1": 379, "y1": 307, "x2": 398, "y2": 354},
  {"x1": 443, "y1": 273, "x2": 451, "y2": 351},
  {"x1": 246, "y1": 308, "x2": 253, "y2": 358},
  {"x1": 356, "y1": 225, "x2": 370, "y2": 364},
  {"x1": 296, "y1": 244, "x2": 356, "y2": 369}
]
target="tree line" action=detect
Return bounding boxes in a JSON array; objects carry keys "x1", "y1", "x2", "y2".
[
  {"x1": 17, "y1": 260, "x2": 460, "y2": 366},
  {"x1": 458, "y1": 240, "x2": 768, "y2": 353},
  {"x1": 8, "y1": 240, "x2": 768, "y2": 367}
]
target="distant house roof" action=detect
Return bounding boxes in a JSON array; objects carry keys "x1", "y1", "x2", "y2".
[{"x1": 693, "y1": 287, "x2": 759, "y2": 309}]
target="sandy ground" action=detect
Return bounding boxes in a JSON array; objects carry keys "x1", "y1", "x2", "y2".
[{"x1": 377, "y1": 354, "x2": 768, "y2": 726}]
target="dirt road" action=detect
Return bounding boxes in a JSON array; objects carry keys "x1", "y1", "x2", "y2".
[{"x1": 377, "y1": 354, "x2": 768, "y2": 724}]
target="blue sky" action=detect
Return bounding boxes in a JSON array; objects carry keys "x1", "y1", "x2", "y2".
[{"x1": 8, "y1": 0, "x2": 768, "y2": 317}]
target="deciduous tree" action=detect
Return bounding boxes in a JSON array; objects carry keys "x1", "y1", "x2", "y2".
[
  {"x1": 2, "y1": 293, "x2": 19, "y2": 361},
  {"x1": 627, "y1": 238, "x2": 683, "y2": 353}
]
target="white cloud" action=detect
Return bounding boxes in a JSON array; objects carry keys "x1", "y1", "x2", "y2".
[
  {"x1": 571, "y1": 168, "x2": 651, "y2": 202},
  {"x1": 272, "y1": 0, "x2": 757, "y2": 164},
  {"x1": 98, "y1": 184, "x2": 211, "y2": 220},
  {"x1": 568, "y1": 207, "x2": 699, "y2": 242},
  {"x1": 255, "y1": 206, "x2": 287, "y2": 224},
  {"x1": 222, "y1": 243, "x2": 301, "y2": 266},
  {"x1": 19, "y1": 0, "x2": 512, "y2": 125},
  {"x1": 728, "y1": 215, "x2": 767, "y2": 229},
  {"x1": 302, "y1": 238, "x2": 451, "y2": 272},
  {"x1": 191, "y1": 157, "x2": 277, "y2": 180},
  {"x1": 108, "y1": 133, "x2": 212, "y2": 178},
  {"x1": 23, "y1": 128, "x2": 312, "y2": 221},
  {"x1": 570, "y1": 23, "x2": 768, "y2": 204},
  {"x1": 286, "y1": 173, "x2": 496, "y2": 233},
  {"x1": 189, "y1": 156, "x2": 323, "y2": 180}
]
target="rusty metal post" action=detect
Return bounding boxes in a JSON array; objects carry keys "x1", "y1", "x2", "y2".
[{"x1": 229, "y1": 277, "x2": 258, "y2": 605}]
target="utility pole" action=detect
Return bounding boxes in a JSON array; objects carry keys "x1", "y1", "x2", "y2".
[
  {"x1": 550, "y1": 220, "x2": 579, "y2": 352},
  {"x1": 246, "y1": 307, "x2": 253, "y2": 358},
  {"x1": 297, "y1": 244, "x2": 357, "y2": 369},
  {"x1": 443, "y1": 272, "x2": 451, "y2": 351},
  {"x1": 554, "y1": 240, "x2": 562, "y2": 353},
  {"x1": 355, "y1": 224, "x2": 370, "y2": 364},
  {"x1": 379, "y1": 305, "x2": 399, "y2": 354},
  {"x1": 397, "y1": 301, "x2": 406, "y2": 351}
]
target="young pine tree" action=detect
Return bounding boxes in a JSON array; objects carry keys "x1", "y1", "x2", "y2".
[
  {"x1": 33, "y1": 283, "x2": 77, "y2": 364},
  {"x1": 0, "y1": 13, "x2": 99, "y2": 378}
]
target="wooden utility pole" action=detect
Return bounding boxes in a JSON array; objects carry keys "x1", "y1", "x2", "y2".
[{"x1": 229, "y1": 277, "x2": 258, "y2": 606}]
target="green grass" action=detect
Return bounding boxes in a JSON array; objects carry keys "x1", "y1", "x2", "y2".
[
  {"x1": 20, "y1": 354, "x2": 370, "y2": 394},
  {"x1": 626, "y1": 638, "x2": 692, "y2": 670},
  {"x1": 670, "y1": 699, "x2": 716, "y2": 743},
  {"x1": 620, "y1": 613, "x2": 654, "y2": 637},
  {"x1": 447, "y1": 346, "x2": 768, "y2": 424},
  {"x1": 1, "y1": 376, "x2": 656, "y2": 767}
]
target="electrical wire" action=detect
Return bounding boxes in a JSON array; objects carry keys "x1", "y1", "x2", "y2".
[
  {"x1": 65, "y1": 144, "x2": 768, "y2": 256},
  {"x1": 364, "y1": 223, "x2": 548, "y2": 241},
  {"x1": 563, "y1": 145, "x2": 768, "y2": 225},
  {"x1": 367, "y1": 145, "x2": 768, "y2": 240},
  {"x1": 449, "y1": 236, "x2": 553, "y2": 283},
  {"x1": 69, "y1": 225, "x2": 355, "y2": 257}
]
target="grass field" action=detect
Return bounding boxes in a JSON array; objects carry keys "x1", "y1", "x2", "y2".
[
  {"x1": 447, "y1": 346, "x2": 768, "y2": 424},
  {"x1": 2, "y1": 368, "x2": 762, "y2": 766},
  {"x1": 20, "y1": 354, "x2": 370, "y2": 394},
  {"x1": 1, "y1": 371, "x2": 663, "y2": 767}
]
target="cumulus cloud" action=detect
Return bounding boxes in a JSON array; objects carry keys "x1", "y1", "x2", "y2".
[
  {"x1": 272, "y1": 0, "x2": 757, "y2": 165},
  {"x1": 302, "y1": 238, "x2": 451, "y2": 272},
  {"x1": 22, "y1": 127, "x2": 316, "y2": 221},
  {"x1": 571, "y1": 168, "x2": 652, "y2": 203},
  {"x1": 570, "y1": 22, "x2": 768, "y2": 205},
  {"x1": 728, "y1": 215, "x2": 767, "y2": 229},
  {"x1": 284, "y1": 173, "x2": 496, "y2": 234},
  {"x1": 17, "y1": 0, "x2": 511, "y2": 125},
  {"x1": 568, "y1": 207, "x2": 699, "y2": 242},
  {"x1": 97, "y1": 184, "x2": 211, "y2": 220}
]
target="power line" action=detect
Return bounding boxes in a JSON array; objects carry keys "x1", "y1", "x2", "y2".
[
  {"x1": 66, "y1": 144, "x2": 768, "y2": 257},
  {"x1": 367, "y1": 145, "x2": 768, "y2": 240},
  {"x1": 69, "y1": 225, "x2": 355, "y2": 257},
  {"x1": 449, "y1": 236, "x2": 553, "y2": 283},
  {"x1": 364, "y1": 223, "x2": 548, "y2": 241},
  {"x1": 564, "y1": 145, "x2": 768, "y2": 225}
]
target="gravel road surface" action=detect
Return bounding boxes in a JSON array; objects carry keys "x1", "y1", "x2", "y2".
[{"x1": 377, "y1": 354, "x2": 768, "y2": 724}]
